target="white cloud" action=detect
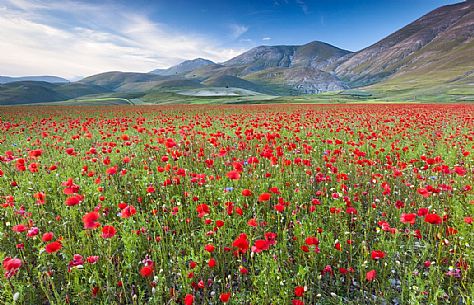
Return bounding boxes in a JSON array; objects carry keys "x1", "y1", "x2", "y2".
[
  {"x1": 295, "y1": 0, "x2": 309, "y2": 15},
  {"x1": 229, "y1": 23, "x2": 249, "y2": 39},
  {"x1": 0, "y1": 0, "x2": 248, "y2": 79},
  {"x1": 262, "y1": 37, "x2": 272, "y2": 41}
]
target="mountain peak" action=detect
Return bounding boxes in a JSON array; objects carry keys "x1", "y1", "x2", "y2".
[
  {"x1": 222, "y1": 41, "x2": 351, "y2": 73},
  {"x1": 151, "y1": 58, "x2": 215, "y2": 76}
]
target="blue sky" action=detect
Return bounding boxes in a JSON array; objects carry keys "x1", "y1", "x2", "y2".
[{"x1": 0, "y1": 0, "x2": 462, "y2": 79}]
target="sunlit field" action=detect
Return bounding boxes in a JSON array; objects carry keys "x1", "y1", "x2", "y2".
[{"x1": 0, "y1": 104, "x2": 473, "y2": 305}]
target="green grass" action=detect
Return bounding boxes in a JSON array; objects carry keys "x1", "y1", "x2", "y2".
[{"x1": 33, "y1": 97, "x2": 133, "y2": 106}]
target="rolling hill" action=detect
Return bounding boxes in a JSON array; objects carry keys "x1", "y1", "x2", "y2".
[
  {"x1": 78, "y1": 72, "x2": 166, "y2": 90},
  {"x1": 0, "y1": 75, "x2": 69, "y2": 84},
  {"x1": 0, "y1": 81, "x2": 110, "y2": 105}
]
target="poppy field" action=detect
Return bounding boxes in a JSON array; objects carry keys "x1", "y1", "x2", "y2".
[{"x1": 0, "y1": 104, "x2": 473, "y2": 305}]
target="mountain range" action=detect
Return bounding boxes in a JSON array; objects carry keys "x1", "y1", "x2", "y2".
[{"x1": 1, "y1": 0, "x2": 472, "y2": 105}]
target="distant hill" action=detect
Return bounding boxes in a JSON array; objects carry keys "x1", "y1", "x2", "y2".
[
  {"x1": 202, "y1": 75, "x2": 269, "y2": 93},
  {"x1": 0, "y1": 75, "x2": 69, "y2": 84},
  {"x1": 79, "y1": 72, "x2": 165, "y2": 90},
  {"x1": 0, "y1": 81, "x2": 110, "y2": 105},
  {"x1": 150, "y1": 58, "x2": 215, "y2": 76}
]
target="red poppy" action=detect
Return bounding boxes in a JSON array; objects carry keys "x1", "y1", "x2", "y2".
[
  {"x1": 239, "y1": 266, "x2": 248, "y2": 274},
  {"x1": 82, "y1": 211, "x2": 100, "y2": 229},
  {"x1": 247, "y1": 156, "x2": 259, "y2": 164},
  {"x1": 454, "y1": 166, "x2": 467, "y2": 176},
  {"x1": 371, "y1": 250, "x2": 386, "y2": 260},
  {"x1": 252, "y1": 239, "x2": 269, "y2": 253},
  {"x1": 12, "y1": 224, "x2": 27, "y2": 233},
  {"x1": 184, "y1": 294, "x2": 194, "y2": 305},
  {"x1": 34, "y1": 192, "x2": 46, "y2": 205},
  {"x1": 27, "y1": 227, "x2": 39, "y2": 237},
  {"x1": 2, "y1": 257, "x2": 22, "y2": 278},
  {"x1": 204, "y1": 244, "x2": 215, "y2": 253},
  {"x1": 68, "y1": 254, "x2": 84, "y2": 272},
  {"x1": 45, "y1": 241, "x2": 62, "y2": 253},
  {"x1": 196, "y1": 204, "x2": 210, "y2": 218},
  {"x1": 400, "y1": 213, "x2": 416, "y2": 224},
  {"x1": 294, "y1": 286, "x2": 304, "y2": 297},
  {"x1": 87, "y1": 256, "x2": 99, "y2": 264},
  {"x1": 274, "y1": 204, "x2": 285, "y2": 212},
  {"x1": 121, "y1": 205, "x2": 136, "y2": 218},
  {"x1": 417, "y1": 208, "x2": 429, "y2": 216},
  {"x1": 65, "y1": 194, "x2": 83, "y2": 206},
  {"x1": 258, "y1": 193, "x2": 271, "y2": 202},
  {"x1": 226, "y1": 170, "x2": 241, "y2": 180},
  {"x1": 28, "y1": 149, "x2": 43, "y2": 158},
  {"x1": 106, "y1": 166, "x2": 117, "y2": 175},
  {"x1": 241, "y1": 189, "x2": 252, "y2": 196},
  {"x1": 140, "y1": 265, "x2": 154, "y2": 277},
  {"x1": 265, "y1": 232, "x2": 277, "y2": 245},
  {"x1": 446, "y1": 227, "x2": 458, "y2": 236},
  {"x1": 219, "y1": 292, "x2": 231, "y2": 303},
  {"x1": 366, "y1": 269, "x2": 376, "y2": 282},
  {"x1": 208, "y1": 258, "x2": 216, "y2": 268},
  {"x1": 233, "y1": 233, "x2": 249, "y2": 253},
  {"x1": 91, "y1": 286, "x2": 99, "y2": 297},
  {"x1": 424, "y1": 213, "x2": 442, "y2": 225},
  {"x1": 65, "y1": 148, "x2": 75, "y2": 155},
  {"x1": 247, "y1": 218, "x2": 258, "y2": 227},
  {"x1": 305, "y1": 236, "x2": 319, "y2": 246},
  {"x1": 42, "y1": 232, "x2": 54, "y2": 242},
  {"x1": 269, "y1": 187, "x2": 280, "y2": 194},
  {"x1": 101, "y1": 226, "x2": 117, "y2": 238},
  {"x1": 417, "y1": 188, "x2": 430, "y2": 198}
]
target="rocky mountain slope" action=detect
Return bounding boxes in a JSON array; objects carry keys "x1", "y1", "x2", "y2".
[
  {"x1": 150, "y1": 58, "x2": 215, "y2": 76},
  {"x1": 335, "y1": 1, "x2": 474, "y2": 88},
  {"x1": 213, "y1": 41, "x2": 352, "y2": 93}
]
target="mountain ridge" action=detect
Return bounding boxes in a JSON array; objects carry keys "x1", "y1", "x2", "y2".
[
  {"x1": 1, "y1": 1, "x2": 472, "y2": 104},
  {"x1": 0, "y1": 75, "x2": 69, "y2": 84},
  {"x1": 150, "y1": 58, "x2": 215, "y2": 76}
]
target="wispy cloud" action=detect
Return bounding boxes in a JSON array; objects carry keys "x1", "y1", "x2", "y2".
[
  {"x1": 0, "y1": 0, "x2": 247, "y2": 79},
  {"x1": 229, "y1": 23, "x2": 249, "y2": 39},
  {"x1": 262, "y1": 37, "x2": 272, "y2": 41},
  {"x1": 295, "y1": 0, "x2": 309, "y2": 15}
]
